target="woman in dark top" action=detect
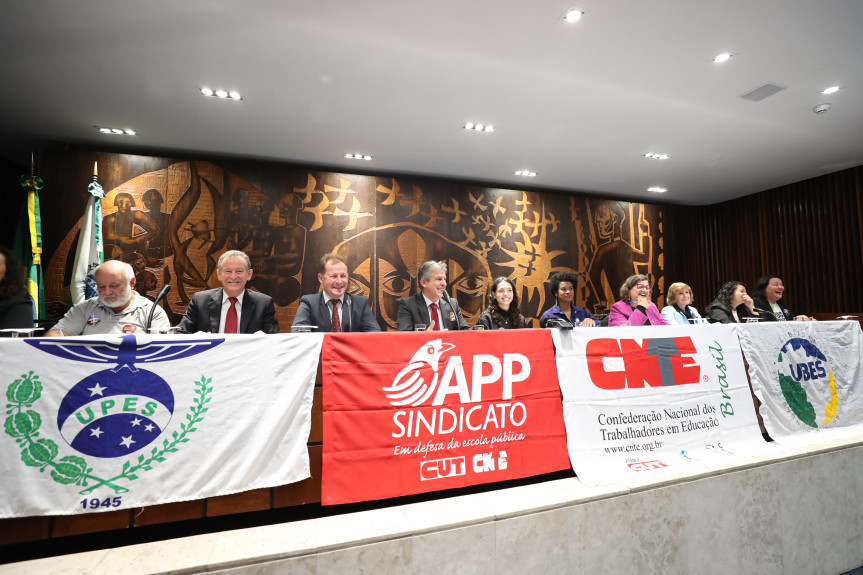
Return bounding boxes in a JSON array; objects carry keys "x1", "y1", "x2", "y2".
[
  {"x1": 477, "y1": 277, "x2": 526, "y2": 329},
  {"x1": 752, "y1": 275, "x2": 812, "y2": 321},
  {"x1": 0, "y1": 246, "x2": 34, "y2": 331},
  {"x1": 706, "y1": 281, "x2": 773, "y2": 324},
  {"x1": 539, "y1": 271, "x2": 596, "y2": 327}
]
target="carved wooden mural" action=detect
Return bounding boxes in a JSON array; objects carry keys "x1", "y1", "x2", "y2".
[{"x1": 42, "y1": 152, "x2": 667, "y2": 330}]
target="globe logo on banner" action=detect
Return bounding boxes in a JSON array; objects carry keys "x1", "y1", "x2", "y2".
[
  {"x1": 56, "y1": 370, "x2": 175, "y2": 458},
  {"x1": 383, "y1": 339, "x2": 456, "y2": 406},
  {"x1": 776, "y1": 338, "x2": 838, "y2": 428}
]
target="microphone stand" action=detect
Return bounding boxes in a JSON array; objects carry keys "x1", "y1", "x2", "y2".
[{"x1": 146, "y1": 284, "x2": 171, "y2": 333}]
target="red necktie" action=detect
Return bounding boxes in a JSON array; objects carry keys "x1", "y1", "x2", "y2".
[
  {"x1": 430, "y1": 302, "x2": 441, "y2": 331},
  {"x1": 225, "y1": 297, "x2": 238, "y2": 333},
  {"x1": 330, "y1": 299, "x2": 342, "y2": 333}
]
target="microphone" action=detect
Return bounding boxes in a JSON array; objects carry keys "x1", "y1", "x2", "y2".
[
  {"x1": 440, "y1": 290, "x2": 461, "y2": 330},
  {"x1": 146, "y1": 284, "x2": 171, "y2": 333},
  {"x1": 540, "y1": 317, "x2": 573, "y2": 330}
]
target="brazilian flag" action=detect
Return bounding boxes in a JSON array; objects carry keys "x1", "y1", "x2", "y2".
[{"x1": 13, "y1": 175, "x2": 44, "y2": 322}]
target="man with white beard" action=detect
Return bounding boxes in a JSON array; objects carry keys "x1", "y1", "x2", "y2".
[{"x1": 46, "y1": 260, "x2": 169, "y2": 336}]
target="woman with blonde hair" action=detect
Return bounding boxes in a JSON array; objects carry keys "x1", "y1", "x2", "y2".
[{"x1": 661, "y1": 282, "x2": 703, "y2": 325}]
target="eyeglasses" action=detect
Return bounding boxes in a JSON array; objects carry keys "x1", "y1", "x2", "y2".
[{"x1": 634, "y1": 284, "x2": 652, "y2": 290}]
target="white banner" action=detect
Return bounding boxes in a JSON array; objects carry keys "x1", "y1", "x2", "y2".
[
  {"x1": 552, "y1": 325, "x2": 769, "y2": 487},
  {"x1": 0, "y1": 333, "x2": 322, "y2": 518},
  {"x1": 738, "y1": 321, "x2": 863, "y2": 444}
]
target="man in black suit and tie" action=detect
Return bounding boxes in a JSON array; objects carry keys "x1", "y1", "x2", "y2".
[
  {"x1": 291, "y1": 253, "x2": 381, "y2": 332},
  {"x1": 176, "y1": 250, "x2": 280, "y2": 334},
  {"x1": 396, "y1": 260, "x2": 469, "y2": 331}
]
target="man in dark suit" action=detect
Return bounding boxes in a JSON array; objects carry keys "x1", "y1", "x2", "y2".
[
  {"x1": 396, "y1": 260, "x2": 469, "y2": 331},
  {"x1": 176, "y1": 250, "x2": 280, "y2": 334},
  {"x1": 291, "y1": 253, "x2": 380, "y2": 332}
]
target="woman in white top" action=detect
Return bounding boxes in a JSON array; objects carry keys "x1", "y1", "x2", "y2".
[{"x1": 661, "y1": 282, "x2": 703, "y2": 325}]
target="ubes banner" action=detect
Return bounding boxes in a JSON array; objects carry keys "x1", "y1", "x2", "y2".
[
  {"x1": 0, "y1": 333, "x2": 320, "y2": 518},
  {"x1": 552, "y1": 325, "x2": 769, "y2": 486},
  {"x1": 321, "y1": 330, "x2": 570, "y2": 504},
  {"x1": 738, "y1": 321, "x2": 863, "y2": 442}
]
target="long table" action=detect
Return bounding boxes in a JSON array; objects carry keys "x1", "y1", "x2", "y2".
[{"x1": 2, "y1": 320, "x2": 861, "y2": 547}]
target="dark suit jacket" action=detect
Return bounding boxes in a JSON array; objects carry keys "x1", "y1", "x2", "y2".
[
  {"x1": 176, "y1": 288, "x2": 280, "y2": 334},
  {"x1": 396, "y1": 292, "x2": 469, "y2": 331},
  {"x1": 291, "y1": 293, "x2": 381, "y2": 332}
]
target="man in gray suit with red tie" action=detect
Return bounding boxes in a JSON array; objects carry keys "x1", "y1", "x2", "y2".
[
  {"x1": 176, "y1": 250, "x2": 280, "y2": 334},
  {"x1": 291, "y1": 253, "x2": 381, "y2": 333},
  {"x1": 396, "y1": 260, "x2": 469, "y2": 331}
]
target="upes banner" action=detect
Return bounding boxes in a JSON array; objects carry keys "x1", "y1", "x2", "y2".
[
  {"x1": 321, "y1": 330, "x2": 570, "y2": 504},
  {"x1": 738, "y1": 321, "x2": 863, "y2": 442},
  {"x1": 552, "y1": 325, "x2": 768, "y2": 487},
  {"x1": 0, "y1": 333, "x2": 320, "y2": 518}
]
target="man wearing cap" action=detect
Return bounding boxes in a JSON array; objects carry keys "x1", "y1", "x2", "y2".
[
  {"x1": 176, "y1": 250, "x2": 280, "y2": 334},
  {"x1": 45, "y1": 260, "x2": 170, "y2": 336},
  {"x1": 291, "y1": 253, "x2": 380, "y2": 332}
]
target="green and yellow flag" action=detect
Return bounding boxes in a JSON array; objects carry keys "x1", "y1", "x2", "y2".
[{"x1": 13, "y1": 174, "x2": 44, "y2": 321}]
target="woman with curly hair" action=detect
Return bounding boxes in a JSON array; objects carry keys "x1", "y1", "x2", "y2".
[
  {"x1": 478, "y1": 277, "x2": 526, "y2": 329},
  {"x1": 539, "y1": 271, "x2": 596, "y2": 327},
  {"x1": 0, "y1": 246, "x2": 34, "y2": 331},
  {"x1": 706, "y1": 281, "x2": 772, "y2": 324}
]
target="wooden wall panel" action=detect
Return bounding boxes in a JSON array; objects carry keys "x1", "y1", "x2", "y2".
[{"x1": 675, "y1": 166, "x2": 863, "y2": 314}]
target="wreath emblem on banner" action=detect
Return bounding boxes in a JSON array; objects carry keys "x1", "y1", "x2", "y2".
[{"x1": 3, "y1": 335, "x2": 221, "y2": 495}]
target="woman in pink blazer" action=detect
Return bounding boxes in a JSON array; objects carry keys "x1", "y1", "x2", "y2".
[{"x1": 608, "y1": 274, "x2": 669, "y2": 326}]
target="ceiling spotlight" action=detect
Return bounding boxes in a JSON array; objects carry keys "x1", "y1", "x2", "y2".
[
  {"x1": 464, "y1": 122, "x2": 495, "y2": 132},
  {"x1": 813, "y1": 103, "x2": 832, "y2": 114},
  {"x1": 643, "y1": 152, "x2": 670, "y2": 160},
  {"x1": 96, "y1": 126, "x2": 138, "y2": 136},
  {"x1": 515, "y1": 170, "x2": 537, "y2": 177},
  {"x1": 563, "y1": 9, "x2": 584, "y2": 23},
  {"x1": 201, "y1": 87, "x2": 243, "y2": 100},
  {"x1": 713, "y1": 52, "x2": 732, "y2": 63},
  {"x1": 345, "y1": 153, "x2": 372, "y2": 161},
  {"x1": 648, "y1": 186, "x2": 667, "y2": 193},
  {"x1": 821, "y1": 86, "x2": 840, "y2": 95},
  {"x1": 363, "y1": 155, "x2": 372, "y2": 161}
]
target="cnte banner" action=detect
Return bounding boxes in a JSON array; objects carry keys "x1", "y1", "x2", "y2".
[
  {"x1": 321, "y1": 330, "x2": 570, "y2": 504},
  {"x1": 552, "y1": 325, "x2": 768, "y2": 486},
  {"x1": 0, "y1": 333, "x2": 320, "y2": 518},
  {"x1": 738, "y1": 321, "x2": 863, "y2": 443}
]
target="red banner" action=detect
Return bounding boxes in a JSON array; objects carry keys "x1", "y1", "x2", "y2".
[{"x1": 321, "y1": 330, "x2": 570, "y2": 504}]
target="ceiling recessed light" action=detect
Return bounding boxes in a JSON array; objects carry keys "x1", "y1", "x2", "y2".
[
  {"x1": 563, "y1": 8, "x2": 584, "y2": 23},
  {"x1": 821, "y1": 86, "x2": 840, "y2": 95},
  {"x1": 345, "y1": 153, "x2": 373, "y2": 161},
  {"x1": 96, "y1": 126, "x2": 137, "y2": 136},
  {"x1": 648, "y1": 186, "x2": 667, "y2": 193},
  {"x1": 643, "y1": 152, "x2": 670, "y2": 160},
  {"x1": 515, "y1": 170, "x2": 537, "y2": 177},
  {"x1": 463, "y1": 122, "x2": 495, "y2": 133},
  {"x1": 201, "y1": 87, "x2": 243, "y2": 100},
  {"x1": 713, "y1": 52, "x2": 732, "y2": 63}
]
